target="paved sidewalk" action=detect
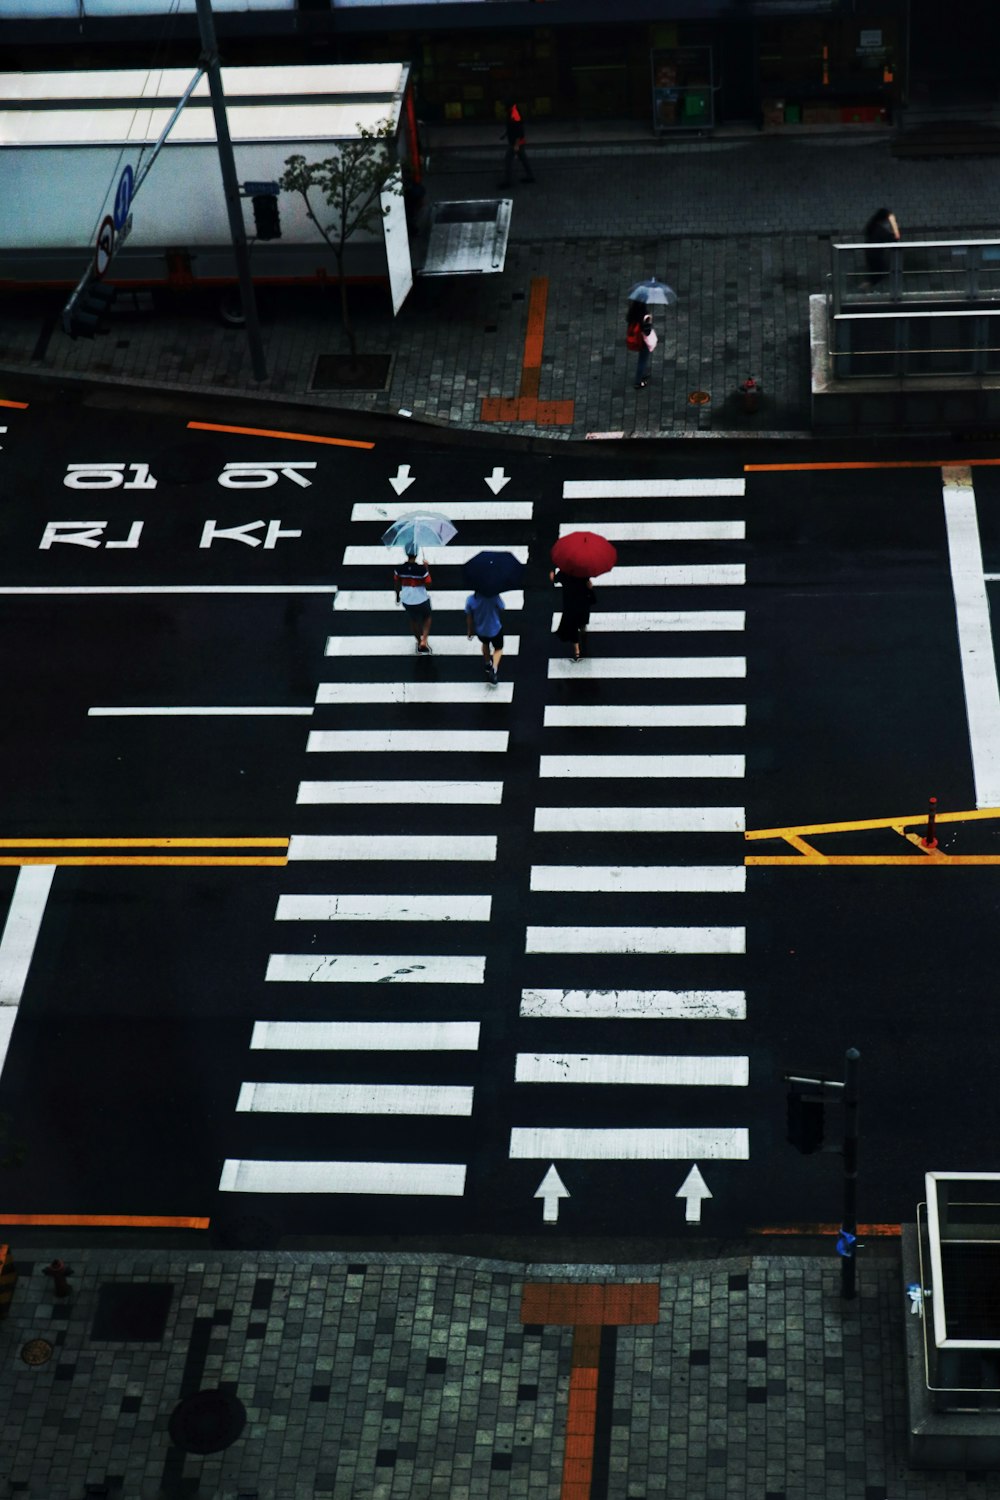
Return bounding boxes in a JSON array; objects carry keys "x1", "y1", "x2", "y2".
[
  {"x1": 1, "y1": 126, "x2": 998, "y2": 438},
  {"x1": 0, "y1": 1242, "x2": 954, "y2": 1500}
]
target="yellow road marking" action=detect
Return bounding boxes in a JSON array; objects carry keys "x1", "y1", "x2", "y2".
[
  {"x1": 0, "y1": 837, "x2": 288, "y2": 848},
  {"x1": 0, "y1": 836, "x2": 289, "y2": 867},
  {"x1": 0, "y1": 856, "x2": 288, "y2": 866},
  {"x1": 746, "y1": 806, "x2": 1000, "y2": 865}
]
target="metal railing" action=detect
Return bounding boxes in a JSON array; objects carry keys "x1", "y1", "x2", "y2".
[{"x1": 829, "y1": 239, "x2": 1000, "y2": 380}]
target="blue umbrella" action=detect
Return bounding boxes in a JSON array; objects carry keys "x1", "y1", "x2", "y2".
[
  {"x1": 381, "y1": 511, "x2": 457, "y2": 554},
  {"x1": 463, "y1": 550, "x2": 525, "y2": 593}
]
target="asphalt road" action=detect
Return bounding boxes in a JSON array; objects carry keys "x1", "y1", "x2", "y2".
[{"x1": 0, "y1": 376, "x2": 994, "y2": 1249}]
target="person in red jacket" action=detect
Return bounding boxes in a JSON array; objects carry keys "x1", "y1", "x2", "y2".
[{"x1": 499, "y1": 100, "x2": 536, "y2": 186}]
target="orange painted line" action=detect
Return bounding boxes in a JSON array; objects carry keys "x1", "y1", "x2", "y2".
[
  {"x1": 0, "y1": 1213, "x2": 210, "y2": 1228},
  {"x1": 520, "y1": 1282, "x2": 659, "y2": 1326},
  {"x1": 745, "y1": 458, "x2": 1000, "y2": 473},
  {"x1": 0, "y1": 837, "x2": 288, "y2": 848},
  {"x1": 0, "y1": 399, "x2": 29, "y2": 409},
  {"x1": 751, "y1": 1222, "x2": 901, "y2": 1237},
  {"x1": 187, "y1": 421, "x2": 374, "y2": 450},
  {"x1": 521, "y1": 276, "x2": 548, "y2": 383},
  {"x1": 0, "y1": 856, "x2": 288, "y2": 867}
]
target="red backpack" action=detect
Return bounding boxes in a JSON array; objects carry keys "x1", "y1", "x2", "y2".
[{"x1": 625, "y1": 321, "x2": 643, "y2": 351}]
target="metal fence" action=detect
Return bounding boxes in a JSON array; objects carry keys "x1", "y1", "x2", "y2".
[{"x1": 829, "y1": 239, "x2": 1000, "y2": 379}]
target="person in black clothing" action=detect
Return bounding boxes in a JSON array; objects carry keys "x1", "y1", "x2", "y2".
[
  {"x1": 499, "y1": 100, "x2": 536, "y2": 186},
  {"x1": 863, "y1": 207, "x2": 900, "y2": 289},
  {"x1": 550, "y1": 568, "x2": 594, "y2": 661}
]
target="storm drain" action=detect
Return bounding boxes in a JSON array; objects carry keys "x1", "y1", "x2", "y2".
[
  {"x1": 311, "y1": 353, "x2": 392, "y2": 391},
  {"x1": 91, "y1": 1283, "x2": 173, "y2": 1341}
]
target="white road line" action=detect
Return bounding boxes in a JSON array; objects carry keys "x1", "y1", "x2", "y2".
[
  {"x1": 219, "y1": 1159, "x2": 467, "y2": 1195},
  {"x1": 514, "y1": 1054, "x2": 749, "y2": 1086},
  {"x1": 88, "y1": 705, "x2": 313, "y2": 716},
  {"x1": 326, "y1": 635, "x2": 520, "y2": 657},
  {"x1": 316, "y1": 683, "x2": 514, "y2": 705},
  {"x1": 307, "y1": 730, "x2": 509, "y2": 754},
  {"x1": 520, "y1": 989, "x2": 747, "y2": 1020},
  {"x1": 236, "y1": 1082, "x2": 475, "y2": 1115},
  {"x1": 599, "y1": 565, "x2": 745, "y2": 588},
  {"x1": 529, "y1": 865, "x2": 745, "y2": 893},
  {"x1": 250, "y1": 1020, "x2": 480, "y2": 1050},
  {"x1": 558, "y1": 521, "x2": 745, "y2": 541},
  {"x1": 581, "y1": 612, "x2": 745, "y2": 632},
  {"x1": 539, "y1": 755, "x2": 745, "y2": 778},
  {"x1": 275, "y1": 894, "x2": 491, "y2": 922},
  {"x1": 0, "y1": 585, "x2": 338, "y2": 595},
  {"x1": 0, "y1": 865, "x2": 55, "y2": 1079},
  {"x1": 352, "y1": 501, "x2": 533, "y2": 521},
  {"x1": 334, "y1": 590, "x2": 524, "y2": 611},
  {"x1": 525, "y1": 926, "x2": 745, "y2": 954},
  {"x1": 943, "y1": 468, "x2": 1000, "y2": 807},
  {"x1": 544, "y1": 705, "x2": 745, "y2": 728},
  {"x1": 509, "y1": 1126, "x2": 750, "y2": 1159},
  {"x1": 296, "y1": 780, "x2": 503, "y2": 805},
  {"x1": 343, "y1": 545, "x2": 529, "y2": 566},
  {"x1": 265, "y1": 953, "x2": 485, "y2": 984},
  {"x1": 562, "y1": 479, "x2": 746, "y2": 499},
  {"x1": 288, "y1": 835, "x2": 497, "y2": 861},
  {"x1": 534, "y1": 807, "x2": 745, "y2": 833},
  {"x1": 549, "y1": 658, "x2": 745, "y2": 680}
]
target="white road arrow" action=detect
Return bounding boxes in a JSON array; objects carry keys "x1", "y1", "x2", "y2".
[
  {"x1": 390, "y1": 463, "x2": 415, "y2": 495},
  {"x1": 676, "y1": 1164, "x2": 712, "y2": 1224},
  {"x1": 534, "y1": 1164, "x2": 570, "y2": 1224},
  {"x1": 485, "y1": 466, "x2": 511, "y2": 495}
]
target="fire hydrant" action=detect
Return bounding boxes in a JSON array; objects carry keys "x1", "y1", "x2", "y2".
[
  {"x1": 43, "y1": 1260, "x2": 72, "y2": 1298},
  {"x1": 739, "y1": 377, "x2": 760, "y2": 414}
]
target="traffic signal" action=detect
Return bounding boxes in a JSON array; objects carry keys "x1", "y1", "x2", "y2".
[
  {"x1": 61, "y1": 281, "x2": 116, "y2": 340},
  {"x1": 252, "y1": 194, "x2": 281, "y2": 241},
  {"x1": 787, "y1": 1090, "x2": 824, "y2": 1154}
]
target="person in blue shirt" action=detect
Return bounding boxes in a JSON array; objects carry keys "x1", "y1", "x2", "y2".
[{"x1": 465, "y1": 590, "x2": 506, "y2": 684}]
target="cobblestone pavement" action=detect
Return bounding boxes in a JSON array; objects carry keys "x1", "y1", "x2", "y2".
[
  {"x1": 1, "y1": 1243, "x2": 973, "y2": 1500},
  {"x1": 0, "y1": 126, "x2": 996, "y2": 438}
]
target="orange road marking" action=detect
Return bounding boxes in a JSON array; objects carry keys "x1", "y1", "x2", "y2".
[
  {"x1": 522, "y1": 1283, "x2": 658, "y2": 1499},
  {"x1": 480, "y1": 277, "x2": 575, "y2": 426},
  {"x1": 0, "y1": 856, "x2": 288, "y2": 866},
  {"x1": 751, "y1": 1223, "x2": 901, "y2": 1237},
  {"x1": 187, "y1": 421, "x2": 374, "y2": 449},
  {"x1": 0, "y1": 837, "x2": 288, "y2": 848},
  {"x1": 0, "y1": 1214, "x2": 209, "y2": 1229},
  {"x1": 745, "y1": 458, "x2": 1000, "y2": 473},
  {"x1": 0, "y1": 399, "x2": 29, "y2": 409}
]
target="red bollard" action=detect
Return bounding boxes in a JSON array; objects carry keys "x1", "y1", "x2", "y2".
[
  {"x1": 43, "y1": 1259, "x2": 72, "y2": 1298},
  {"x1": 922, "y1": 796, "x2": 938, "y2": 849},
  {"x1": 739, "y1": 377, "x2": 760, "y2": 415}
]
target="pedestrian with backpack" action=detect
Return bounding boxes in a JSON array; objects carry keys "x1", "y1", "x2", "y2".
[{"x1": 625, "y1": 299, "x2": 657, "y2": 389}]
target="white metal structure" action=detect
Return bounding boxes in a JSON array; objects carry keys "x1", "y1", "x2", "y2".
[{"x1": 0, "y1": 64, "x2": 416, "y2": 310}]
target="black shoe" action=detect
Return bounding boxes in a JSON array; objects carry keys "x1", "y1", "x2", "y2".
[
  {"x1": 417, "y1": 643, "x2": 432, "y2": 655},
  {"x1": 634, "y1": 380, "x2": 648, "y2": 389}
]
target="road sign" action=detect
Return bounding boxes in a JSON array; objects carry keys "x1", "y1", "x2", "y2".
[
  {"x1": 94, "y1": 216, "x2": 115, "y2": 279},
  {"x1": 113, "y1": 165, "x2": 134, "y2": 231},
  {"x1": 242, "y1": 180, "x2": 280, "y2": 196}
]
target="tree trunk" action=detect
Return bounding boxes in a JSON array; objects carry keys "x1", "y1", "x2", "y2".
[{"x1": 334, "y1": 250, "x2": 358, "y2": 368}]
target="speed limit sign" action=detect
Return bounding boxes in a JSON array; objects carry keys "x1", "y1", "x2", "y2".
[{"x1": 94, "y1": 215, "x2": 115, "y2": 279}]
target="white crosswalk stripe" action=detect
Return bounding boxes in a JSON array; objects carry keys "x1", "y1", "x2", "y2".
[
  {"x1": 317, "y1": 683, "x2": 514, "y2": 704},
  {"x1": 326, "y1": 635, "x2": 520, "y2": 657},
  {"x1": 519, "y1": 989, "x2": 747, "y2": 1020},
  {"x1": 544, "y1": 704, "x2": 745, "y2": 727},
  {"x1": 549, "y1": 655, "x2": 745, "y2": 678},
  {"x1": 307, "y1": 730, "x2": 509, "y2": 754},
  {"x1": 296, "y1": 780, "x2": 503, "y2": 804},
  {"x1": 343, "y1": 545, "x2": 529, "y2": 566},
  {"x1": 558, "y1": 521, "x2": 745, "y2": 541},
  {"x1": 334, "y1": 590, "x2": 524, "y2": 611}
]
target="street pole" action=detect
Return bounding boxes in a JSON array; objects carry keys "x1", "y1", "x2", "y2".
[
  {"x1": 841, "y1": 1047, "x2": 861, "y2": 1301},
  {"x1": 194, "y1": 0, "x2": 268, "y2": 383}
]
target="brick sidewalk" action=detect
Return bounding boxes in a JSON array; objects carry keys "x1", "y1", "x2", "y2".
[{"x1": 0, "y1": 1245, "x2": 939, "y2": 1500}]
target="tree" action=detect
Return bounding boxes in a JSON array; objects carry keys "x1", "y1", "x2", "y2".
[{"x1": 281, "y1": 121, "x2": 403, "y2": 366}]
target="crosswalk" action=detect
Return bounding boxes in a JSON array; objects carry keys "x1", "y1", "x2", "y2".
[{"x1": 220, "y1": 472, "x2": 750, "y2": 1214}]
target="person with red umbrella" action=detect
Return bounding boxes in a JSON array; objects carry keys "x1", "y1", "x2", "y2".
[{"x1": 549, "y1": 531, "x2": 617, "y2": 662}]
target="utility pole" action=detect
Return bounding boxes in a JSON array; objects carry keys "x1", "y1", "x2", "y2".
[
  {"x1": 840, "y1": 1047, "x2": 861, "y2": 1300},
  {"x1": 194, "y1": 0, "x2": 268, "y2": 382}
]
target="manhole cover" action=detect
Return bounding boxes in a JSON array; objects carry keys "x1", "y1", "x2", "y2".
[
  {"x1": 21, "y1": 1339, "x2": 53, "y2": 1366},
  {"x1": 311, "y1": 353, "x2": 391, "y2": 392},
  {"x1": 687, "y1": 390, "x2": 711, "y2": 406},
  {"x1": 168, "y1": 1388, "x2": 247, "y2": 1454}
]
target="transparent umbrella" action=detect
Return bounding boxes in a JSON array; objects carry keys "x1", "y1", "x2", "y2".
[{"x1": 626, "y1": 277, "x2": 678, "y2": 307}]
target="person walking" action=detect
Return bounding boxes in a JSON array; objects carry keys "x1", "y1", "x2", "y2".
[
  {"x1": 550, "y1": 567, "x2": 594, "y2": 662},
  {"x1": 863, "y1": 207, "x2": 900, "y2": 289},
  {"x1": 465, "y1": 590, "x2": 506, "y2": 684},
  {"x1": 499, "y1": 99, "x2": 535, "y2": 186},
  {"x1": 394, "y1": 547, "x2": 433, "y2": 654},
  {"x1": 626, "y1": 299, "x2": 657, "y2": 389}
]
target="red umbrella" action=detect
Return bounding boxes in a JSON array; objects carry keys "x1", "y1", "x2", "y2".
[{"x1": 550, "y1": 530, "x2": 618, "y2": 578}]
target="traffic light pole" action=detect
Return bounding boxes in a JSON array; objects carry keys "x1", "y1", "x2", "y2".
[
  {"x1": 840, "y1": 1047, "x2": 861, "y2": 1301},
  {"x1": 194, "y1": 0, "x2": 268, "y2": 383}
]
